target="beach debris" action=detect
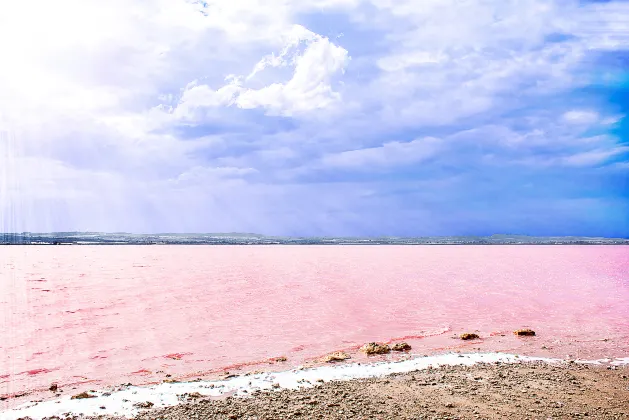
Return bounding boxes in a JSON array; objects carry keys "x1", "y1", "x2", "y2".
[
  {"x1": 460, "y1": 333, "x2": 480, "y2": 340},
  {"x1": 392, "y1": 342, "x2": 412, "y2": 351},
  {"x1": 273, "y1": 356, "x2": 288, "y2": 362},
  {"x1": 49, "y1": 383, "x2": 58, "y2": 392},
  {"x1": 133, "y1": 401, "x2": 154, "y2": 409},
  {"x1": 184, "y1": 392, "x2": 201, "y2": 399},
  {"x1": 514, "y1": 329, "x2": 536, "y2": 336},
  {"x1": 71, "y1": 391, "x2": 96, "y2": 400},
  {"x1": 184, "y1": 392, "x2": 204, "y2": 400},
  {"x1": 320, "y1": 352, "x2": 351, "y2": 363},
  {"x1": 360, "y1": 342, "x2": 391, "y2": 355}
]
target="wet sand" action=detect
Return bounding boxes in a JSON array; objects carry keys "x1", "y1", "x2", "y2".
[{"x1": 74, "y1": 362, "x2": 629, "y2": 420}]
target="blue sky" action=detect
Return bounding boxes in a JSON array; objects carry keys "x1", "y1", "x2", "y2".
[{"x1": 0, "y1": 0, "x2": 627, "y2": 237}]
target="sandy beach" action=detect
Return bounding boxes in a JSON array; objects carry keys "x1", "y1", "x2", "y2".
[{"x1": 76, "y1": 361, "x2": 629, "y2": 420}]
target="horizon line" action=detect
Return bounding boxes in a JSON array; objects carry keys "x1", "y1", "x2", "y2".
[{"x1": 1, "y1": 232, "x2": 628, "y2": 240}]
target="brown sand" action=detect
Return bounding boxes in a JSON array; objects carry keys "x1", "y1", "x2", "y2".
[{"x1": 60, "y1": 362, "x2": 629, "y2": 420}]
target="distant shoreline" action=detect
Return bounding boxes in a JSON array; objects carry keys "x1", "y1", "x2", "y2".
[
  {"x1": 2, "y1": 242, "x2": 628, "y2": 245},
  {"x1": 2, "y1": 243, "x2": 629, "y2": 246},
  {"x1": 1, "y1": 234, "x2": 628, "y2": 246},
  {"x1": 1, "y1": 241, "x2": 628, "y2": 246}
]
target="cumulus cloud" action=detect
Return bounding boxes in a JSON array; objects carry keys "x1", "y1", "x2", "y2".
[
  {"x1": 0, "y1": 0, "x2": 628, "y2": 235},
  {"x1": 174, "y1": 25, "x2": 350, "y2": 118}
]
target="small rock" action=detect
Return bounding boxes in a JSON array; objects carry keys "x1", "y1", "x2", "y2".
[
  {"x1": 49, "y1": 383, "x2": 58, "y2": 392},
  {"x1": 514, "y1": 329, "x2": 536, "y2": 336},
  {"x1": 392, "y1": 342, "x2": 412, "y2": 352},
  {"x1": 360, "y1": 342, "x2": 391, "y2": 355},
  {"x1": 71, "y1": 392, "x2": 96, "y2": 400},
  {"x1": 320, "y1": 352, "x2": 351, "y2": 363},
  {"x1": 460, "y1": 333, "x2": 480, "y2": 340},
  {"x1": 133, "y1": 401, "x2": 154, "y2": 409}
]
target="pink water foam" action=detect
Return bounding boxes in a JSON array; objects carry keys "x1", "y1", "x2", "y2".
[{"x1": 1, "y1": 245, "x2": 628, "y2": 402}]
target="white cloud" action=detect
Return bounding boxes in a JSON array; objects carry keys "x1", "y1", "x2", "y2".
[
  {"x1": 245, "y1": 25, "x2": 322, "y2": 80},
  {"x1": 377, "y1": 51, "x2": 447, "y2": 72},
  {"x1": 321, "y1": 137, "x2": 442, "y2": 169},
  {"x1": 174, "y1": 81, "x2": 243, "y2": 120},
  {"x1": 0, "y1": 0, "x2": 342, "y2": 125},
  {"x1": 574, "y1": 1, "x2": 629, "y2": 50},
  {"x1": 173, "y1": 26, "x2": 350, "y2": 118},
  {"x1": 340, "y1": 0, "x2": 592, "y2": 129},
  {"x1": 237, "y1": 35, "x2": 349, "y2": 114},
  {"x1": 561, "y1": 110, "x2": 600, "y2": 125},
  {"x1": 0, "y1": 0, "x2": 350, "y2": 200},
  {"x1": 511, "y1": 146, "x2": 629, "y2": 168},
  {"x1": 600, "y1": 115, "x2": 624, "y2": 126},
  {"x1": 560, "y1": 147, "x2": 629, "y2": 167}
]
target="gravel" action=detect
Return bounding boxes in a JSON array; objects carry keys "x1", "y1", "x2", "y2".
[{"x1": 73, "y1": 362, "x2": 629, "y2": 420}]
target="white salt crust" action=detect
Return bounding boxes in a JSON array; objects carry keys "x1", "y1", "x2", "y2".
[{"x1": 2, "y1": 353, "x2": 627, "y2": 420}]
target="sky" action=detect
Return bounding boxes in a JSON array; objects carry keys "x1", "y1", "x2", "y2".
[{"x1": 0, "y1": 0, "x2": 628, "y2": 237}]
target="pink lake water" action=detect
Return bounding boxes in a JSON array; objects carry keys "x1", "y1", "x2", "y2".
[{"x1": 1, "y1": 245, "x2": 628, "y2": 405}]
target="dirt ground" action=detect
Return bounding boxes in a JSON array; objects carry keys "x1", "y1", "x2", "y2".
[{"x1": 60, "y1": 361, "x2": 629, "y2": 420}]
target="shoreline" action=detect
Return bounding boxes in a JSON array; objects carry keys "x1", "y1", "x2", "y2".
[
  {"x1": 4, "y1": 327, "x2": 627, "y2": 407},
  {"x1": 120, "y1": 361, "x2": 629, "y2": 420},
  {"x1": 3, "y1": 353, "x2": 628, "y2": 420}
]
